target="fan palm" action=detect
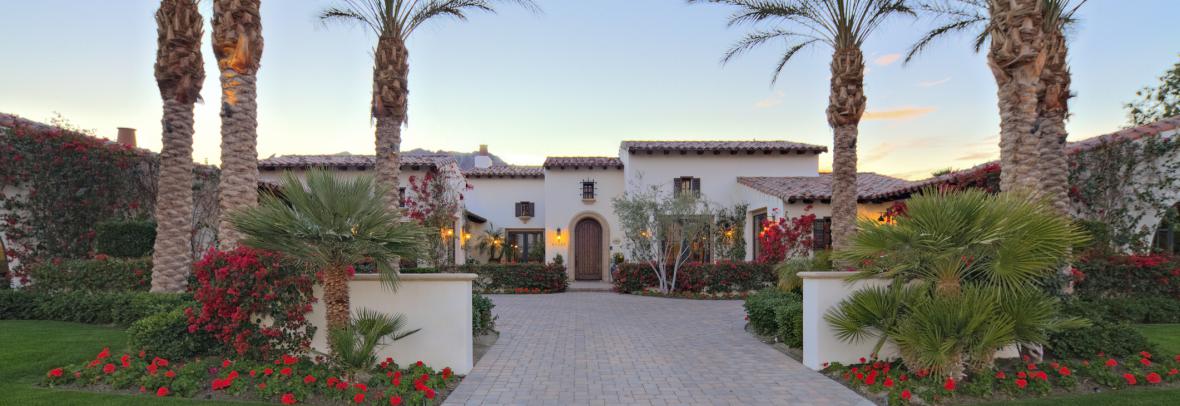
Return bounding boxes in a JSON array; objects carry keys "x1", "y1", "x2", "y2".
[
  {"x1": 320, "y1": 0, "x2": 539, "y2": 212},
  {"x1": 150, "y1": 0, "x2": 205, "y2": 293},
  {"x1": 324, "y1": 308, "x2": 420, "y2": 380},
  {"x1": 213, "y1": 0, "x2": 265, "y2": 247},
  {"x1": 228, "y1": 169, "x2": 424, "y2": 331},
  {"x1": 906, "y1": 0, "x2": 1085, "y2": 213},
  {"x1": 689, "y1": 0, "x2": 915, "y2": 250}
]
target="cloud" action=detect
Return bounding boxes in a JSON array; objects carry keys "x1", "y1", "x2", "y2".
[
  {"x1": 874, "y1": 53, "x2": 901, "y2": 66},
  {"x1": 754, "y1": 91, "x2": 785, "y2": 109},
  {"x1": 862, "y1": 106, "x2": 936, "y2": 121},
  {"x1": 862, "y1": 144, "x2": 898, "y2": 163},
  {"x1": 955, "y1": 150, "x2": 996, "y2": 161},
  {"x1": 861, "y1": 136, "x2": 946, "y2": 163},
  {"x1": 918, "y1": 77, "x2": 952, "y2": 87}
]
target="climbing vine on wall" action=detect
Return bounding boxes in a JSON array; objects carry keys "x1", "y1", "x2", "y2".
[{"x1": 711, "y1": 203, "x2": 747, "y2": 261}]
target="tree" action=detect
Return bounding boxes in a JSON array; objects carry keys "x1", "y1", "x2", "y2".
[
  {"x1": 1126, "y1": 55, "x2": 1180, "y2": 126},
  {"x1": 228, "y1": 170, "x2": 424, "y2": 332},
  {"x1": 150, "y1": 0, "x2": 205, "y2": 293},
  {"x1": 985, "y1": 0, "x2": 1045, "y2": 193},
  {"x1": 213, "y1": 0, "x2": 264, "y2": 247},
  {"x1": 403, "y1": 170, "x2": 463, "y2": 266},
  {"x1": 690, "y1": 0, "x2": 914, "y2": 250},
  {"x1": 613, "y1": 185, "x2": 714, "y2": 293},
  {"x1": 320, "y1": 0, "x2": 538, "y2": 213}
]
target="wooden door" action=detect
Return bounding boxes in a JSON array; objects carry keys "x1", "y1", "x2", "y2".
[{"x1": 574, "y1": 218, "x2": 603, "y2": 281}]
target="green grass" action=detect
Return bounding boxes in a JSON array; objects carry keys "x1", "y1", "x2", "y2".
[
  {"x1": 1136, "y1": 324, "x2": 1180, "y2": 355},
  {"x1": 0, "y1": 320, "x2": 264, "y2": 405}
]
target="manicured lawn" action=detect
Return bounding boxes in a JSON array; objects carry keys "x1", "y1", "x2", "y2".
[
  {"x1": 0, "y1": 320, "x2": 264, "y2": 405},
  {"x1": 1136, "y1": 324, "x2": 1180, "y2": 355}
]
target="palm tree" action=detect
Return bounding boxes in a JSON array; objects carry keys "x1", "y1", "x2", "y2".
[
  {"x1": 906, "y1": 0, "x2": 1085, "y2": 211},
  {"x1": 150, "y1": 0, "x2": 206, "y2": 293},
  {"x1": 689, "y1": 0, "x2": 915, "y2": 250},
  {"x1": 320, "y1": 0, "x2": 538, "y2": 213},
  {"x1": 213, "y1": 0, "x2": 264, "y2": 247},
  {"x1": 228, "y1": 170, "x2": 424, "y2": 331}
]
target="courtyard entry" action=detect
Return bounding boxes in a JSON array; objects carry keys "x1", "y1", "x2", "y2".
[{"x1": 574, "y1": 218, "x2": 603, "y2": 280}]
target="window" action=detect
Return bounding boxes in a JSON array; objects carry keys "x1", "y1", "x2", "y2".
[
  {"x1": 812, "y1": 217, "x2": 832, "y2": 251},
  {"x1": 398, "y1": 187, "x2": 407, "y2": 208},
  {"x1": 752, "y1": 211, "x2": 767, "y2": 260},
  {"x1": 506, "y1": 230, "x2": 544, "y2": 263},
  {"x1": 662, "y1": 216, "x2": 712, "y2": 263},
  {"x1": 581, "y1": 180, "x2": 596, "y2": 200},
  {"x1": 673, "y1": 176, "x2": 701, "y2": 197},
  {"x1": 515, "y1": 201, "x2": 535, "y2": 218}
]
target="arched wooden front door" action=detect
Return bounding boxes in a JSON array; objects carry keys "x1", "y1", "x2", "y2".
[{"x1": 574, "y1": 218, "x2": 603, "y2": 281}]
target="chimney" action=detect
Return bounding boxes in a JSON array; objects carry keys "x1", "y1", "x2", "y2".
[
  {"x1": 474, "y1": 144, "x2": 493, "y2": 169},
  {"x1": 116, "y1": 127, "x2": 137, "y2": 147}
]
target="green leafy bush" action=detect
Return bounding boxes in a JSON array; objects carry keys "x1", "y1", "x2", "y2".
[
  {"x1": 774, "y1": 300, "x2": 804, "y2": 348},
  {"x1": 27, "y1": 257, "x2": 151, "y2": 292},
  {"x1": 127, "y1": 305, "x2": 216, "y2": 360},
  {"x1": 0, "y1": 290, "x2": 188, "y2": 325},
  {"x1": 743, "y1": 289, "x2": 802, "y2": 344},
  {"x1": 1046, "y1": 322, "x2": 1156, "y2": 359},
  {"x1": 95, "y1": 220, "x2": 156, "y2": 258},
  {"x1": 1065, "y1": 297, "x2": 1180, "y2": 324},
  {"x1": 1073, "y1": 252, "x2": 1180, "y2": 300},
  {"x1": 452, "y1": 263, "x2": 568, "y2": 293},
  {"x1": 399, "y1": 267, "x2": 440, "y2": 274},
  {"x1": 613, "y1": 261, "x2": 775, "y2": 294},
  {"x1": 473, "y1": 293, "x2": 497, "y2": 336}
]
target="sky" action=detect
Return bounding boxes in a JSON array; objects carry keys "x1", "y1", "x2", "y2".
[{"x1": 1, "y1": 0, "x2": 1178, "y2": 180}]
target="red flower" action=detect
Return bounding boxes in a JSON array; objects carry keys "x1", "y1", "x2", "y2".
[
  {"x1": 283, "y1": 355, "x2": 298, "y2": 365},
  {"x1": 165, "y1": 370, "x2": 176, "y2": 378},
  {"x1": 900, "y1": 389, "x2": 911, "y2": 401},
  {"x1": 211, "y1": 378, "x2": 229, "y2": 391},
  {"x1": 416, "y1": 361, "x2": 425, "y2": 367},
  {"x1": 1058, "y1": 367, "x2": 1071, "y2": 376},
  {"x1": 47, "y1": 368, "x2": 63, "y2": 378},
  {"x1": 1105, "y1": 358, "x2": 1118, "y2": 367},
  {"x1": 1034, "y1": 371, "x2": 1048, "y2": 381},
  {"x1": 280, "y1": 367, "x2": 292, "y2": 376},
  {"x1": 859, "y1": 357, "x2": 867, "y2": 363},
  {"x1": 1140, "y1": 351, "x2": 1153, "y2": 359},
  {"x1": 1017, "y1": 371, "x2": 1027, "y2": 379},
  {"x1": 995, "y1": 371, "x2": 1006, "y2": 379},
  {"x1": 222, "y1": 359, "x2": 233, "y2": 368},
  {"x1": 153, "y1": 357, "x2": 169, "y2": 367},
  {"x1": 156, "y1": 387, "x2": 170, "y2": 397},
  {"x1": 1015, "y1": 379, "x2": 1028, "y2": 389},
  {"x1": 120, "y1": 354, "x2": 131, "y2": 368},
  {"x1": 146, "y1": 364, "x2": 158, "y2": 375},
  {"x1": 1140, "y1": 358, "x2": 1152, "y2": 367},
  {"x1": 264, "y1": 368, "x2": 274, "y2": 376},
  {"x1": 102, "y1": 363, "x2": 116, "y2": 374},
  {"x1": 1147, "y1": 373, "x2": 1162, "y2": 384},
  {"x1": 326, "y1": 377, "x2": 338, "y2": 387},
  {"x1": 389, "y1": 396, "x2": 402, "y2": 406},
  {"x1": 138, "y1": 351, "x2": 146, "y2": 358},
  {"x1": 424, "y1": 388, "x2": 436, "y2": 399},
  {"x1": 336, "y1": 382, "x2": 347, "y2": 390},
  {"x1": 303, "y1": 375, "x2": 317, "y2": 384},
  {"x1": 1170, "y1": 369, "x2": 1179, "y2": 376},
  {"x1": 281, "y1": 393, "x2": 297, "y2": 405},
  {"x1": 355, "y1": 383, "x2": 369, "y2": 392},
  {"x1": 883, "y1": 377, "x2": 894, "y2": 388},
  {"x1": 97, "y1": 347, "x2": 111, "y2": 359},
  {"x1": 258, "y1": 383, "x2": 267, "y2": 390},
  {"x1": 865, "y1": 375, "x2": 876, "y2": 385},
  {"x1": 1027, "y1": 363, "x2": 1037, "y2": 370},
  {"x1": 140, "y1": 386, "x2": 146, "y2": 393},
  {"x1": 944, "y1": 377, "x2": 956, "y2": 391},
  {"x1": 1124, "y1": 373, "x2": 1138, "y2": 385},
  {"x1": 442, "y1": 367, "x2": 453, "y2": 379},
  {"x1": 353, "y1": 393, "x2": 365, "y2": 403}
]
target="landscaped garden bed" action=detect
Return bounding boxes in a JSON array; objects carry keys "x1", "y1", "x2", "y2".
[
  {"x1": 612, "y1": 261, "x2": 775, "y2": 296},
  {"x1": 450, "y1": 263, "x2": 568, "y2": 294}
]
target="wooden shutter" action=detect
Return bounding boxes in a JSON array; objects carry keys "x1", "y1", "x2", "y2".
[
  {"x1": 673, "y1": 178, "x2": 683, "y2": 196},
  {"x1": 812, "y1": 217, "x2": 832, "y2": 250},
  {"x1": 691, "y1": 177, "x2": 701, "y2": 195}
]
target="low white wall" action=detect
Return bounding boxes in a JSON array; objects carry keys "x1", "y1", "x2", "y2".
[
  {"x1": 308, "y1": 273, "x2": 477, "y2": 374},
  {"x1": 800, "y1": 271, "x2": 895, "y2": 370}
]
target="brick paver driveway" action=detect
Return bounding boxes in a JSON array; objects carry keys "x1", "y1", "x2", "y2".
[{"x1": 444, "y1": 292, "x2": 871, "y2": 406}]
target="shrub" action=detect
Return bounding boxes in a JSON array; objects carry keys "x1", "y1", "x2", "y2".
[
  {"x1": 0, "y1": 290, "x2": 187, "y2": 325},
  {"x1": 128, "y1": 305, "x2": 216, "y2": 360},
  {"x1": 743, "y1": 289, "x2": 802, "y2": 339},
  {"x1": 95, "y1": 220, "x2": 156, "y2": 258},
  {"x1": 27, "y1": 257, "x2": 151, "y2": 292},
  {"x1": 1065, "y1": 297, "x2": 1180, "y2": 324},
  {"x1": 613, "y1": 261, "x2": 775, "y2": 294},
  {"x1": 472, "y1": 293, "x2": 497, "y2": 336},
  {"x1": 188, "y1": 247, "x2": 316, "y2": 360},
  {"x1": 453, "y1": 263, "x2": 568, "y2": 293},
  {"x1": 1073, "y1": 252, "x2": 1180, "y2": 299},
  {"x1": 1046, "y1": 323, "x2": 1156, "y2": 359},
  {"x1": 774, "y1": 300, "x2": 804, "y2": 348},
  {"x1": 399, "y1": 267, "x2": 440, "y2": 274}
]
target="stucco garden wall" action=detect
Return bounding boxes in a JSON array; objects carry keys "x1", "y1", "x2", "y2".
[{"x1": 307, "y1": 273, "x2": 478, "y2": 374}]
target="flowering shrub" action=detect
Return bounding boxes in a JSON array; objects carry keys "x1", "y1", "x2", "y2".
[
  {"x1": 755, "y1": 211, "x2": 815, "y2": 263},
  {"x1": 27, "y1": 256, "x2": 152, "y2": 292},
  {"x1": 43, "y1": 351, "x2": 459, "y2": 404},
  {"x1": 452, "y1": 263, "x2": 568, "y2": 293},
  {"x1": 612, "y1": 261, "x2": 775, "y2": 294},
  {"x1": 188, "y1": 247, "x2": 316, "y2": 360},
  {"x1": 1073, "y1": 252, "x2": 1180, "y2": 299},
  {"x1": 823, "y1": 352, "x2": 1180, "y2": 404}
]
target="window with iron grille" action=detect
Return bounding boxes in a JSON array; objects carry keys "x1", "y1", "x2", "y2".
[
  {"x1": 398, "y1": 187, "x2": 407, "y2": 208},
  {"x1": 812, "y1": 217, "x2": 832, "y2": 251},
  {"x1": 581, "y1": 180, "x2": 596, "y2": 200},
  {"x1": 515, "y1": 201, "x2": 535, "y2": 218},
  {"x1": 673, "y1": 176, "x2": 701, "y2": 197}
]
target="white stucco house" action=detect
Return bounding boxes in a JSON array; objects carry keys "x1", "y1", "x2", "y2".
[{"x1": 258, "y1": 141, "x2": 920, "y2": 282}]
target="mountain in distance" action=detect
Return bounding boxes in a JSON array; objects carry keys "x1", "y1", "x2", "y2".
[{"x1": 404, "y1": 148, "x2": 508, "y2": 170}]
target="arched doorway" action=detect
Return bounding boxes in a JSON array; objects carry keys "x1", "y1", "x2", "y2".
[{"x1": 574, "y1": 218, "x2": 604, "y2": 281}]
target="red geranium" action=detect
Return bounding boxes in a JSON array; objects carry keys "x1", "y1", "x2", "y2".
[
  {"x1": 1105, "y1": 358, "x2": 1118, "y2": 367},
  {"x1": 1147, "y1": 373, "x2": 1162, "y2": 384},
  {"x1": 900, "y1": 389, "x2": 911, "y2": 401},
  {"x1": 1058, "y1": 367, "x2": 1072, "y2": 376},
  {"x1": 281, "y1": 393, "x2": 297, "y2": 405},
  {"x1": 303, "y1": 375, "x2": 317, "y2": 384},
  {"x1": 1124, "y1": 373, "x2": 1138, "y2": 385},
  {"x1": 280, "y1": 367, "x2": 292, "y2": 376},
  {"x1": 353, "y1": 393, "x2": 365, "y2": 403},
  {"x1": 883, "y1": 377, "x2": 894, "y2": 388},
  {"x1": 944, "y1": 377, "x2": 956, "y2": 391},
  {"x1": 47, "y1": 368, "x2": 63, "y2": 378},
  {"x1": 156, "y1": 387, "x2": 170, "y2": 397},
  {"x1": 389, "y1": 396, "x2": 402, "y2": 405},
  {"x1": 102, "y1": 363, "x2": 116, "y2": 374},
  {"x1": 165, "y1": 370, "x2": 176, "y2": 378},
  {"x1": 1015, "y1": 379, "x2": 1028, "y2": 389}
]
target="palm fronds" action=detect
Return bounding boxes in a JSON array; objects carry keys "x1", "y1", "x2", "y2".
[
  {"x1": 321, "y1": 0, "x2": 538, "y2": 40},
  {"x1": 324, "y1": 308, "x2": 420, "y2": 379}
]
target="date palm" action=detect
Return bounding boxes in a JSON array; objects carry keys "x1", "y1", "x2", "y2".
[
  {"x1": 320, "y1": 0, "x2": 538, "y2": 213},
  {"x1": 213, "y1": 0, "x2": 264, "y2": 247},
  {"x1": 150, "y1": 0, "x2": 205, "y2": 293},
  {"x1": 689, "y1": 0, "x2": 915, "y2": 250},
  {"x1": 906, "y1": 0, "x2": 1085, "y2": 212},
  {"x1": 228, "y1": 170, "x2": 425, "y2": 331}
]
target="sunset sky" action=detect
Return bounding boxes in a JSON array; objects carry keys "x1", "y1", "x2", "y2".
[{"x1": 1, "y1": 0, "x2": 1178, "y2": 180}]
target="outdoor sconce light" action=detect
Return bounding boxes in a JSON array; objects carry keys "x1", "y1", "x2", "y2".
[
  {"x1": 877, "y1": 215, "x2": 886, "y2": 222},
  {"x1": 555, "y1": 228, "x2": 563, "y2": 243}
]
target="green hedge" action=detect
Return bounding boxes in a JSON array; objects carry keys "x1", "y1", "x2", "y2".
[
  {"x1": 27, "y1": 257, "x2": 152, "y2": 292},
  {"x1": 613, "y1": 261, "x2": 776, "y2": 293},
  {"x1": 744, "y1": 289, "x2": 803, "y2": 348},
  {"x1": 451, "y1": 263, "x2": 568, "y2": 293},
  {"x1": 1046, "y1": 297, "x2": 1158, "y2": 359},
  {"x1": 95, "y1": 220, "x2": 156, "y2": 258},
  {"x1": 473, "y1": 293, "x2": 497, "y2": 336},
  {"x1": 1063, "y1": 297, "x2": 1180, "y2": 324},
  {"x1": 127, "y1": 306, "x2": 216, "y2": 360},
  {"x1": 0, "y1": 289, "x2": 188, "y2": 326}
]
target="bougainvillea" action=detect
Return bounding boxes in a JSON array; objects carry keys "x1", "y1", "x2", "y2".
[
  {"x1": 755, "y1": 209, "x2": 816, "y2": 263},
  {"x1": 403, "y1": 170, "x2": 468, "y2": 266},
  {"x1": 188, "y1": 247, "x2": 316, "y2": 360},
  {"x1": 1073, "y1": 252, "x2": 1180, "y2": 299}
]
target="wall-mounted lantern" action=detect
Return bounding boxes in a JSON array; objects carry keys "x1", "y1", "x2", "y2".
[{"x1": 555, "y1": 227, "x2": 563, "y2": 244}]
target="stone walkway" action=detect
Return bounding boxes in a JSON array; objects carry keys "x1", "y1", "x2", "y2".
[{"x1": 444, "y1": 292, "x2": 871, "y2": 406}]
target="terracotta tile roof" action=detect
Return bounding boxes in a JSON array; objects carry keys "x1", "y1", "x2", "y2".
[
  {"x1": 463, "y1": 165, "x2": 544, "y2": 178},
  {"x1": 257, "y1": 154, "x2": 455, "y2": 170},
  {"x1": 622, "y1": 140, "x2": 827, "y2": 155},
  {"x1": 542, "y1": 157, "x2": 624, "y2": 170},
  {"x1": 738, "y1": 173, "x2": 916, "y2": 203}
]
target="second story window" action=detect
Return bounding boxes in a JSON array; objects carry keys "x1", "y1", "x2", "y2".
[
  {"x1": 581, "y1": 180, "x2": 597, "y2": 200},
  {"x1": 398, "y1": 187, "x2": 407, "y2": 208},
  {"x1": 673, "y1": 176, "x2": 701, "y2": 197},
  {"x1": 515, "y1": 201, "x2": 535, "y2": 218}
]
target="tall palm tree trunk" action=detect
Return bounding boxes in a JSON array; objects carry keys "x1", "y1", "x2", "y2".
[
  {"x1": 213, "y1": 0, "x2": 263, "y2": 247},
  {"x1": 1036, "y1": 29, "x2": 1070, "y2": 215},
  {"x1": 150, "y1": 0, "x2": 204, "y2": 293},
  {"x1": 988, "y1": 0, "x2": 1045, "y2": 193},
  {"x1": 322, "y1": 266, "x2": 351, "y2": 330},
  {"x1": 827, "y1": 48, "x2": 866, "y2": 251},
  {"x1": 373, "y1": 35, "x2": 409, "y2": 212}
]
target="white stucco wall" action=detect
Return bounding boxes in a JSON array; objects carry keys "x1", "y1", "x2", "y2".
[
  {"x1": 464, "y1": 177, "x2": 546, "y2": 231},
  {"x1": 621, "y1": 152, "x2": 819, "y2": 207},
  {"x1": 307, "y1": 273, "x2": 477, "y2": 374},
  {"x1": 543, "y1": 168, "x2": 625, "y2": 281}
]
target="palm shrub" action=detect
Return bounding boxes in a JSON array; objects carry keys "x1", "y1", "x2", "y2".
[
  {"x1": 825, "y1": 189, "x2": 1088, "y2": 379},
  {"x1": 323, "y1": 308, "x2": 419, "y2": 381},
  {"x1": 228, "y1": 170, "x2": 424, "y2": 337}
]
